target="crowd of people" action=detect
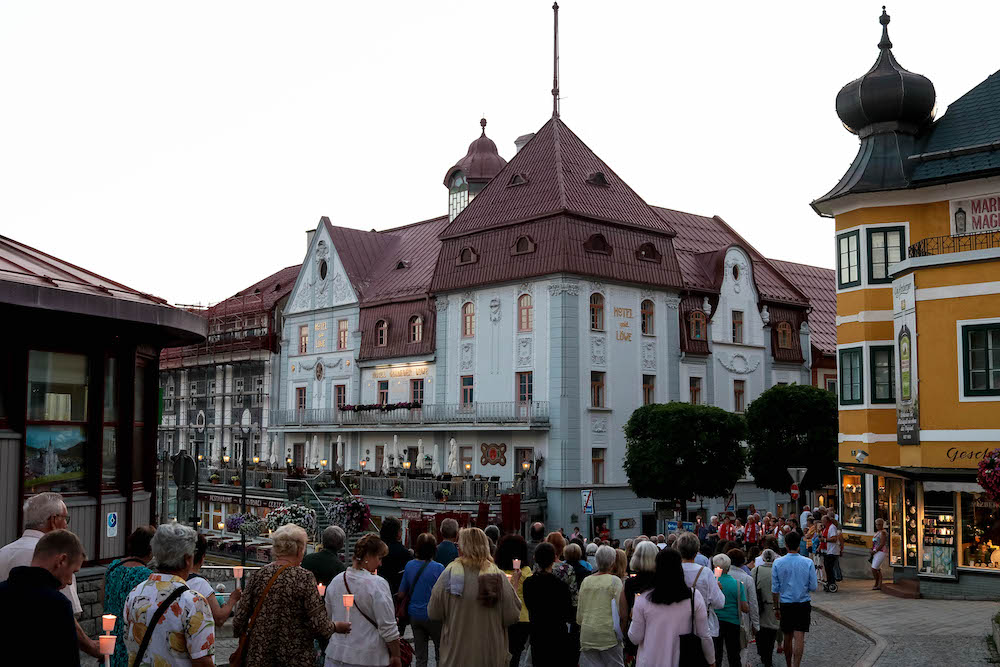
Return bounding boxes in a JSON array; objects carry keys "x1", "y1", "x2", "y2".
[{"x1": 0, "y1": 493, "x2": 858, "y2": 667}]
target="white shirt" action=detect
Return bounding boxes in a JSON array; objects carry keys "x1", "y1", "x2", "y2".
[
  {"x1": 825, "y1": 525, "x2": 842, "y2": 556},
  {"x1": 325, "y1": 568, "x2": 399, "y2": 667},
  {"x1": 0, "y1": 529, "x2": 82, "y2": 613},
  {"x1": 186, "y1": 574, "x2": 217, "y2": 601},
  {"x1": 682, "y1": 562, "x2": 726, "y2": 638},
  {"x1": 800, "y1": 511, "x2": 812, "y2": 530}
]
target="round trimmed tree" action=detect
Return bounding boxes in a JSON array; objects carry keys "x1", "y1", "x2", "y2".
[
  {"x1": 745, "y1": 383, "x2": 838, "y2": 492},
  {"x1": 624, "y1": 402, "x2": 747, "y2": 504}
]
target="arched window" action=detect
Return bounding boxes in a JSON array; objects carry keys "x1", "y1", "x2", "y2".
[
  {"x1": 457, "y1": 247, "x2": 478, "y2": 265},
  {"x1": 689, "y1": 311, "x2": 706, "y2": 340},
  {"x1": 777, "y1": 321, "x2": 793, "y2": 349},
  {"x1": 462, "y1": 302, "x2": 475, "y2": 338},
  {"x1": 585, "y1": 234, "x2": 611, "y2": 255},
  {"x1": 636, "y1": 243, "x2": 661, "y2": 263},
  {"x1": 641, "y1": 299, "x2": 655, "y2": 335},
  {"x1": 409, "y1": 315, "x2": 423, "y2": 343},
  {"x1": 512, "y1": 235, "x2": 535, "y2": 255},
  {"x1": 590, "y1": 293, "x2": 605, "y2": 331},
  {"x1": 376, "y1": 320, "x2": 388, "y2": 347},
  {"x1": 518, "y1": 294, "x2": 533, "y2": 331}
]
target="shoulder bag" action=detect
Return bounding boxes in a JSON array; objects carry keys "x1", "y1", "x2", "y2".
[
  {"x1": 228, "y1": 564, "x2": 290, "y2": 667},
  {"x1": 678, "y1": 568, "x2": 708, "y2": 667},
  {"x1": 738, "y1": 581, "x2": 750, "y2": 649},
  {"x1": 394, "y1": 559, "x2": 431, "y2": 621},
  {"x1": 133, "y1": 584, "x2": 189, "y2": 666},
  {"x1": 345, "y1": 570, "x2": 414, "y2": 667}
]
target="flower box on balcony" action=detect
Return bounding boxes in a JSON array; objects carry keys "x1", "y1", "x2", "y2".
[
  {"x1": 230, "y1": 476, "x2": 241, "y2": 486},
  {"x1": 259, "y1": 479, "x2": 273, "y2": 489},
  {"x1": 209, "y1": 473, "x2": 221, "y2": 484}
]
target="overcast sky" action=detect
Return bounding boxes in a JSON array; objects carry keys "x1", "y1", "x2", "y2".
[{"x1": 3, "y1": 1, "x2": 997, "y2": 306}]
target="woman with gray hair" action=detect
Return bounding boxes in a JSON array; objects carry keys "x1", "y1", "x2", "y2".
[
  {"x1": 753, "y1": 549, "x2": 780, "y2": 667},
  {"x1": 123, "y1": 523, "x2": 216, "y2": 667},
  {"x1": 234, "y1": 524, "x2": 350, "y2": 666},
  {"x1": 711, "y1": 553, "x2": 749, "y2": 667},
  {"x1": 576, "y1": 544, "x2": 626, "y2": 666},
  {"x1": 621, "y1": 540, "x2": 658, "y2": 663}
]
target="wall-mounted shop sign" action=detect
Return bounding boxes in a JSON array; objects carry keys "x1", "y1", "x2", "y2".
[
  {"x1": 893, "y1": 274, "x2": 919, "y2": 445},
  {"x1": 372, "y1": 366, "x2": 429, "y2": 379},
  {"x1": 613, "y1": 306, "x2": 634, "y2": 341},
  {"x1": 950, "y1": 194, "x2": 1000, "y2": 235},
  {"x1": 201, "y1": 493, "x2": 285, "y2": 509}
]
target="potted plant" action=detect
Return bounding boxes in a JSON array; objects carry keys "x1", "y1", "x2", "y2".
[
  {"x1": 209, "y1": 472, "x2": 221, "y2": 484},
  {"x1": 978, "y1": 448, "x2": 1000, "y2": 503},
  {"x1": 265, "y1": 503, "x2": 317, "y2": 534},
  {"x1": 388, "y1": 484, "x2": 403, "y2": 499},
  {"x1": 259, "y1": 476, "x2": 273, "y2": 489},
  {"x1": 315, "y1": 481, "x2": 329, "y2": 492},
  {"x1": 434, "y1": 488, "x2": 450, "y2": 502},
  {"x1": 230, "y1": 475, "x2": 241, "y2": 486},
  {"x1": 349, "y1": 481, "x2": 361, "y2": 496},
  {"x1": 326, "y1": 496, "x2": 372, "y2": 534}
]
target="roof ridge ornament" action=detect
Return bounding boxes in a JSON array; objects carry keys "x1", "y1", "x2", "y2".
[
  {"x1": 552, "y1": 2, "x2": 560, "y2": 119},
  {"x1": 879, "y1": 6, "x2": 892, "y2": 50},
  {"x1": 480, "y1": 117, "x2": 487, "y2": 136}
]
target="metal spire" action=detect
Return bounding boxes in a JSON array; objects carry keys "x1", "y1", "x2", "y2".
[
  {"x1": 552, "y1": 2, "x2": 560, "y2": 118},
  {"x1": 878, "y1": 6, "x2": 892, "y2": 50}
]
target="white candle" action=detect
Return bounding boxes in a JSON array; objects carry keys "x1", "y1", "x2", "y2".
[
  {"x1": 512, "y1": 559, "x2": 521, "y2": 571},
  {"x1": 714, "y1": 567, "x2": 723, "y2": 578},
  {"x1": 343, "y1": 593, "x2": 354, "y2": 622},
  {"x1": 99, "y1": 635, "x2": 116, "y2": 655},
  {"x1": 232, "y1": 566, "x2": 243, "y2": 579},
  {"x1": 317, "y1": 583, "x2": 326, "y2": 597},
  {"x1": 102, "y1": 614, "x2": 116, "y2": 633}
]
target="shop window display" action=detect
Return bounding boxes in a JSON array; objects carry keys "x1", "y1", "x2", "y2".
[
  {"x1": 921, "y1": 491, "x2": 956, "y2": 577},
  {"x1": 841, "y1": 473, "x2": 865, "y2": 530},
  {"x1": 25, "y1": 351, "x2": 89, "y2": 494},
  {"x1": 960, "y1": 492, "x2": 1000, "y2": 569}
]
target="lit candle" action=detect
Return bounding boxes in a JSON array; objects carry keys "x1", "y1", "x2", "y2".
[
  {"x1": 233, "y1": 565, "x2": 243, "y2": 589},
  {"x1": 318, "y1": 583, "x2": 326, "y2": 597},
  {"x1": 102, "y1": 614, "x2": 116, "y2": 633},
  {"x1": 714, "y1": 567, "x2": 723, "y2": 578},
  {"x1": 512, "y1": 559, "x2": 521, "y2": 571},
  {"x1": 343, "y1": 593, "x2": 354, "y2": 622},
  {"x1": 99, "y1": 634, "x2": 116, "y2": 655}
]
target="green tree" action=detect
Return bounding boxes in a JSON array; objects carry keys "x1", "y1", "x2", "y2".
[
  {"x1": 745, "y1": 383, "x2": 838, "y2": 492},
  {"x1": 623, "y1": 402, "x2": 747, "y2": 502}
]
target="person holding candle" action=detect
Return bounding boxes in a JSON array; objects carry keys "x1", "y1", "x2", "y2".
[
  {"x1": 233, "y1": 524, "x2": 349, "y2": 666},
  {"x1": 326, "y1": 534, "x2": 402, "y2": 667},
  {"x1": 677, "y1": 532, "x2": 726, "y2": 647},
  {"x1": 711, "y1": 553, "x2": 749, "y2": 667},
  {"x1": 428, "y1": 527, "x2": 521, "y2": 667},
  {"x1": 187, "y1": 534, "x2": 241, "y2": 628},
  {"x1": 523, "y1": 541, "x2": 573, "y2": 666},
  {"x1": 101, "y1": 525, "x2": 154, "y2": 667},
  {"x1": 495, "y1": 534, "x2": 532, "y2": 667},
  {"x1": 123, "y1": 524, "x2": 216, "y2": 667},
  {"x1": 620, "y1": 540, "x2": 658, "y2": 663},
  {"x1": 398, "y1": 533, "x2": 445, "y2": 667},
  {"x1": 0, "y1": 529, "x2": 85, "y2": 667},
  {"x1": 576, "y1": 545, "x2": 626, "y2": 666}
]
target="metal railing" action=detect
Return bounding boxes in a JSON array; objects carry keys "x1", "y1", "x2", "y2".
[
  {"x1": 198, "y1": 467, "x2": 291, "y2": 490},
  {"x1": 272, "y1": 401, "x2": 550, "y2": 427},
  {"x1": 343, "y1": 473, "x2": 543, "y2": 501},
  {"x1": 908, "y1": 231, "x2": 1000, "y2": 258}
]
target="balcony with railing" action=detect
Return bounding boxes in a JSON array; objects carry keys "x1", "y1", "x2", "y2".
[
  {"x1": 908, "y1": 231, "x2": 1000, "y2": 258},
  {"x1": 272, "y1": 401, "x2": 549, "y2": 428}
]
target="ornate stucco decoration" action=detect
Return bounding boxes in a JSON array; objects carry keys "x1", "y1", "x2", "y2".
[
  {"x1": 725, "y1": 256, "x2": 749, "y2": 294},
  {"x1": 718, "y1": 352, "x2": 761, "y2": 375},
  {"x1": 548, "y1": 280, "x2": 579, "y2": 296},
  {"x1": 800, "y1": 321, "x2": 811, "y2": 335},
  {"x1": 664, "y1": 296, "x2": 681, "y2": 310},
  {"x1": 516, "y1": 337, "x2": 533, "y2": 368},
  {"x1": 461, "y1": 291, "x2": 475, "y2": 305},
  {"x1": 591, "y1": 335, "x2": 607, "y2": 366},
  {"x1": 591, "y1": 416, "x2": 608, "y2": 433},
  {"x1": 316, "y1": 241, "x2": 330, "y2": 295},
  {"x1": 761, "y1": 305, "x2": 770, "y2": 325},
  {"x1": 640, "y1": 289, "x2": 655, "y2": 300},
  {"x1": 589, "y1": 280, "x2": 606, "y2": 295},
  {"x1": 489, "y1": 297, "x2": 502, "y2": 323},
  {"x1": 435, "y1": 296, "x2": 450, "y2": 311},
  {"x1": 518, "y1": 282, "x2": 533, "y2": 296},
  {"x1": 642, "y1": 342, "x2": 656, "y2": 370},
  {"x1": 460, "y1": 343, "x2": 474, "y2": 370},
  {"x1": 703, "y1": 296, "x2": 713, "y2": 316}
]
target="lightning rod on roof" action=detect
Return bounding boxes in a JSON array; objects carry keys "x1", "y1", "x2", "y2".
[{"x1": 552, "y1": 2, "x2": 560, "y2": 118}]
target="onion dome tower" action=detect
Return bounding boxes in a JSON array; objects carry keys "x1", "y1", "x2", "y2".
[
  {"x1": 814, "y1": 7, "x2": 936, "y2": 208},
  {"x1": 444, "y1": 118, "x2": 507, "y2": 221}
]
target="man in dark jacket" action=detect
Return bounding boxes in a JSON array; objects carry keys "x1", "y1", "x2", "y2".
[
  {"x1": 0, "y1": 529, "x2": 84, "y2": 667},
  {"x1": 302, "y1": 525, "x2": 347, "y2": 585},
  {"x1": 525, "y1": 521, "x2": 545, "y2": 567},
  {"x1": 434, "y1": 518, "x2": 460, "y2": 567}
]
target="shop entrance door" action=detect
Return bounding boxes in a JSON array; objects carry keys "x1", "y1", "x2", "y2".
[{"x1": 641, "y1": 513, "x2": 657, "y2": 536}]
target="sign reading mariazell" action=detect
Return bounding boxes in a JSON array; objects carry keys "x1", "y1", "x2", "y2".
[{"x1": 949, "y1": 194, "x2": 1000, "y2": 235}]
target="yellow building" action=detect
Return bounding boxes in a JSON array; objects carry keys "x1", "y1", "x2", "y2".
[{"x1": 813, "y1": 9, "x2": 1000, "y2": 597}]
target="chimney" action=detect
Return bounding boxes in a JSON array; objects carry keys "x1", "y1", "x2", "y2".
[
  {"x1": 514, "y1": 133, "x2": 535, "y2": 154},
  {"x1": 306, "y1": 228, "x2": 315, "y2": 250}
]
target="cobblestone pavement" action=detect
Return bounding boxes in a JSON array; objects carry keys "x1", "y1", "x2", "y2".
[{"x1": 811, "y1": 578, "x2": 997, "y2": 666}]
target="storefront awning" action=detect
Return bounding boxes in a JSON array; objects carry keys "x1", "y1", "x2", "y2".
[{"x1": 841, "y1": 462, "x2": 978, "y2": 482}]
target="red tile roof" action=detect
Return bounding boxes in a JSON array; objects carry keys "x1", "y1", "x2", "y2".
[
  {"x1": 653, "y1": 207, "x2": 809, "y2": 306},
  {"x1": 768, "y1": 259, "x2": 837, "y2": 357},
  {"x1": 205, "y1": 264, "x2": 302, "y2": 317},
  {"x1": 358, "y1": 299, "x2": 435, "y2": 362},
  {"x1": 441, "y1": 118, "x2": 677, "y2": 238}
]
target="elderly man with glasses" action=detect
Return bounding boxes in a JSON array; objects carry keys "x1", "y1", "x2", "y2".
[{"x1": 0, "y1": 492, "x2": 100, "y2": 658}]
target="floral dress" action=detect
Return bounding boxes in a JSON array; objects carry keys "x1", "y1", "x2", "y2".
[
  {"x1": 102, "y1": 558, "x2": 152, "y2": 667},
  {"x1": 123, "y1": 573, "x2": 216, "y2": 666}
]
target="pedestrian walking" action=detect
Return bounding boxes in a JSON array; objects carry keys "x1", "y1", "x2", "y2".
[
  {"x1": 621, "y1": 540, "x2": 658, "y2": 663},
  {"x1": 677, "y1": 532, "x2": 726, "y2": 645},
  {"x1": 820, "y1": 515, "x2": 842, "y2": 592},
  {"x1": 523, "y1": 542, "x2": 573, "y2": 666},
  {"x1": 435, "y1": 518, "x2": 460, "y2": 567},
  {"x1": 753, "y1": 549, "x2": 780, "y2": 667},
  {"x1": 770, "y1": 532, "x2": 817, "y2": 667},
  {"x1": 726, "y1": 549, "x2": 759, "y2": 667},
  {"x1": 302, "y1": 525, "x2": 348, "y2": 586},
  {"x1": 102, "y1": 526, "x2": 155, "y2": 667},
  {"x1": 712, "y1": 553, "x2": 749, "y2": 667},
  {"x1": 871, "y1": 518, "x2": 888, "y2": 591},
  {"x1": 187, "y1": 533, "x2": 242, "y2": 628},
  {"x1": 577, "y1": 545, "x2": 625, "y2": 667},
  {"x1": 496, "y1": 534, "x2": 532, "y2": 667},
  {"x1": 398, "y1": 533, "x2": 445, "y2": 667},
  {"x1": 0, "y1": 529, "x2": 85, "y2": 667}
]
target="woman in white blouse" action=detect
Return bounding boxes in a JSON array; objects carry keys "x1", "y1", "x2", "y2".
[{"x1": 325, "y1": 534, "x2": 402, "y2": 667}]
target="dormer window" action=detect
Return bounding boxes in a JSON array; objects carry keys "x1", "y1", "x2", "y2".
[
  {"x1": 457, "y1": 247, "x2": 478, "y2": 266},
  {"x1": 508, "y1": 173, "x2": 529, "y2": 187},
  {"x1": 689, "y1": 311, "x2": 707, "y2": 340},
  {"x1": 584, "y1": 234, "x2": 612, "y2": 255},
  {"x1": 777, "y1": 321, "x2": 793, "y2": 349},
  {"x1": 395, "y1": 260, "x2": 409, "y2": 270},
  {"x1": 511, "y1": 235, "x2": 536, "y2": 256},
  {"x1": 586, "y1": 171, "x2": 609, "y2": 187},
  {"x1": 409, "y1": 315, "x2": 423, "y2": 343},
  {"x1": 636, "y1": 243, "x2": 661, "y2": 263},
  {"x1": 376, "y1": 320, "x2": 388, "y2": 347}
]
